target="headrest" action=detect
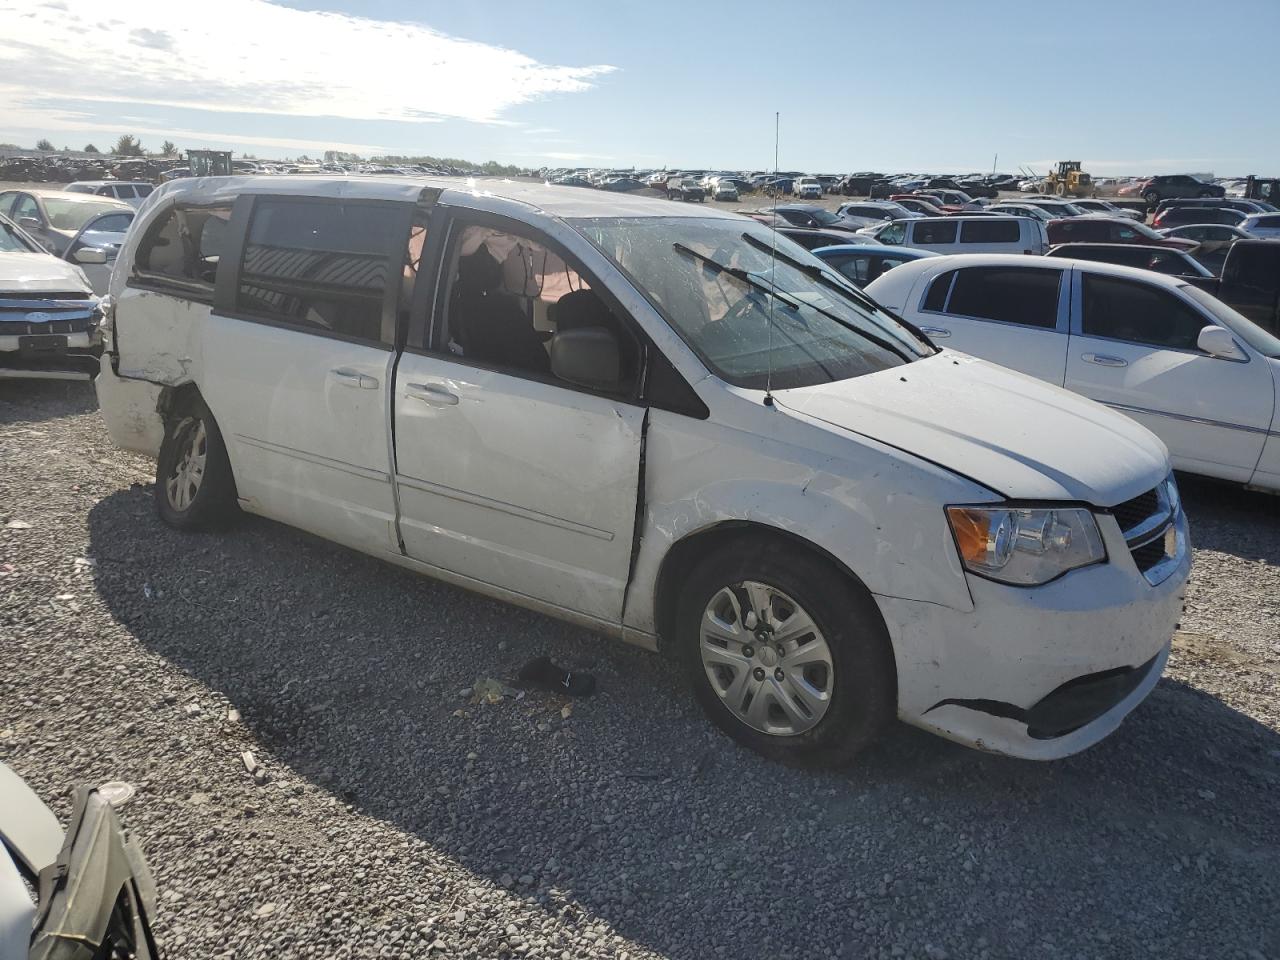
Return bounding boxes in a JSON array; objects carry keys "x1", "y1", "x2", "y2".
[
  {"x1": 457, "y1": 244, "x2": 503, "y2": 291},
  {"x1": 551, "y1": 289, "x2": 613, "y2": 331}
]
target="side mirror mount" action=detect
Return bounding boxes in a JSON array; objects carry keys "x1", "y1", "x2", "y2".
[
  {"x1": 73, "y1": 247, "x2": 108, "y2": 265},
  {"x1": 550, "y1": 327, "x2": 622, "y2": 391},
  {"x1": 1197, "y1": 325, "x2": 1246, "y2": 361}
]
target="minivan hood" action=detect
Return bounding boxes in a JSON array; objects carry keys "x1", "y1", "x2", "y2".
[
  {"x1": 0, "y1": 252, "x2": 91, "y2": 293},
  {"x1": 775, "y1": 352, "x2": 1169, "y2": 506}
]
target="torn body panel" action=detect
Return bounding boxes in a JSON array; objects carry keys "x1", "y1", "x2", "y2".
[
  {"x1": 624, "y1": 403, "x2": 994, "y2": 638},
  {"x1": 95, "y1": 357, "x2": 166, "y2": 458}
]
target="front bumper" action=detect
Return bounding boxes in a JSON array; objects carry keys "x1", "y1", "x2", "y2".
[
  {"x1": 0, "y1": 297, "x2": 102, "y2": 379},
  {"x1": 876, "y1": 509, "x2": 1190, "y2": 759}
]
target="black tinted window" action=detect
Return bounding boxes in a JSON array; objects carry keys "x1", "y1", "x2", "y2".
[
  {"x1": 946, "y1": 267, "x2": 1061, "y2": 328},
  {"x1": 1056, "y1": 220, "x2": 1108, "y2": 242},
  {"x1": 1255, "y1": 215, "x2": 1280, "y2": 228},
  {"x1": 960, "y1": 219, "x2": 1020, "y2": 243},
  {"x1": 832, "y1": 255, "x2": 872, "y2": 284},
  {"x1": 922, "y1": 270, "x2": 956, "y2": 312},
  {"x1": 237, "y1": 200, "x2": 391, "y2": 343},
  {"x1": 914, "y1": 220, "x2": 957, "y2": 244},
  {"x1": 1081, "y1": 274, "x2": 1207, "y2": 350}
]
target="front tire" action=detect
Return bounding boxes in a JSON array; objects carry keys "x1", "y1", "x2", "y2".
[
  {"x1": 155, "y1": 399, "x2": 238, "y2": 531},
  {"x1": 1143, "y1": 190, "x2": 1160, "y2": 207},
  {"x1": 676, "y1": 538, "x2": 896, "y2": 767}
]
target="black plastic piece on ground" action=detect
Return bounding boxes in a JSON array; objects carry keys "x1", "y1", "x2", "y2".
[{"x1": 515, "y1": 656, "x2": 597, "y2": 698}]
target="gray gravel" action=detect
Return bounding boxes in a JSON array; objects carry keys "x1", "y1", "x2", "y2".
[{"x1": 2, "y1": 380, "x2": 1278, "y2": 960}]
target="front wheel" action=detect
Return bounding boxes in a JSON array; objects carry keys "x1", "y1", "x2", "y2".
[
  {"x1": 1143, "y1": 190, "x2": 1160, "y2": 206},
  {"x1": 155, "y1": 399, "x2": 238, "y2": 530},
  {"x1": 677, "y1": 538, "x2": 897, "y2": 766}
]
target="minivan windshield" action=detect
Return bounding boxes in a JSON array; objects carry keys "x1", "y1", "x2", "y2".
[{"x1": 576, "y1": 217, "x2": 933, "y2": 389}]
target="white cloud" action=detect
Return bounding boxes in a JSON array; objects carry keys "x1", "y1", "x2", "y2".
[{"x1": 0, "y1": 0, "x2": 615, "y2": 124}]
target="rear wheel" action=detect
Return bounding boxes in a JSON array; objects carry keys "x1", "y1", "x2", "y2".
[
  {"x1": 677, "y1": 538, "x2": 896, "y2": 766},
  {"x1": 155, "y1": 399, "x2": 238, "y2": 531}
]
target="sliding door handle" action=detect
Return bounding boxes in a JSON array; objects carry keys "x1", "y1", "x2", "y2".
[
  {"x1": 918, "y1": 325, "x2": 951, "y2": 339},
  {"x1": 1082, "y1": 353, "x2": 1128, "y2": 368},
  {"x1": 405, "y1": 382, "x2": 459, "y2": 406},
  {"x1": 330, "y1": 368, "x2": 379, "y2": 389}
]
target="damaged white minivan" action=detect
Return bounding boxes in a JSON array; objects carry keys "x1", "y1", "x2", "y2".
[{"x1": 96, "y1": 177, "x2": 1189, "y2": 765}]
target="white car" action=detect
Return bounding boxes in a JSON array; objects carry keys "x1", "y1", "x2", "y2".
[
  {"x1": 793, "y1": 177, "x2": 823, "y2": 199},
  {"x1": 868, "y1": 254, "x2": 1280, "y2": 491},
  {"x1": 0, "y1": 213, "x2": 103, "y2": 379},
  {"x1": 1239, "y1": 213, "x2": 1280, "y2": 238},
  {"x1": 1070, "y1": 198, "x2": 1144, "y2": 221},
  {"x1": 65, "y1": 180, "x2": 156, "y2": 209},
  {"x1": 712, "y1": 180, "x2": 739, "y2": 201},
  {"x1": 861, "y1": 216, "x2": 1048, "y2": 255},
  {"x1": 96, "y1": 177, "x2": 1188, "y2": 764}
]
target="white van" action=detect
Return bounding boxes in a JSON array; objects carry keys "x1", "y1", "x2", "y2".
[
  {"x1": 95, "y1": 177, "x2": 1187, "y2": 765},
  {"x1": 862, "y1": 216, "x2": 1047, "y2": 255},
  {"x1": 65, "y1": 181, "x2": 155, "y2": 210}
]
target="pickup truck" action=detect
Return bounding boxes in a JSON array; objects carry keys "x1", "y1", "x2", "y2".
[{"x1": 1197, "y1": 240, "x2": 1280, "y2": 336}]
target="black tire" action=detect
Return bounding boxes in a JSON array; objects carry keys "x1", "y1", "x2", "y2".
[
  {"x1": 676, "y1": 537, "x2": 897, "y2": 767},
  {"x1": 1198, "y1": 190, "x2": 1216, "y2": 198},
  {"x1": 155, "y1": 397, "x2": 238, "y2": 531},
  {"x1": 1143, "y1": 190, "x2": 1160, "y2": 207}
]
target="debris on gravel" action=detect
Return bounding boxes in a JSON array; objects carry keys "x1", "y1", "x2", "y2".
[{"x1": 2, "y1": 381, "x2": 1278, "y2": 960}]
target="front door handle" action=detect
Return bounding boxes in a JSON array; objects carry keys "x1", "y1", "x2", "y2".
[
  {"x1": 330, "y1": 368, "x2": 379, "y2": 389},
  {"x1": 918, "y1": 325, "x2": 951, "y2": 339},
  {"x1": 405, "y1": 382, "x2": 460, "y2": 406},
  {"x1": 1082, "y1": 353, "x2": 1128, "y2": 367}
]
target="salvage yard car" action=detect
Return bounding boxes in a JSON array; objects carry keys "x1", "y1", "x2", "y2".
[
  {"x1": 97, "y1": 177, "x2": 1188, "y2": 765},
  {"x1": 0, "y1": 189, "x2": 133, "y2": 258},
  {"x1": 0, "y1": 213, "x2": 104, "y2": 379},
  {"x1": 868, "y1": 254, "x2": 1280, "y2": 491}
]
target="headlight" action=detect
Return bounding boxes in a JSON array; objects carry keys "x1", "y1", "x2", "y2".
[{"x1": 947, "y1": 505, "x2": 1106, "y2": 586}]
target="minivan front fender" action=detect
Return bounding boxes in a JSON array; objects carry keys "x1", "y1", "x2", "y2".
[{"x1": 625, "y1": 410, "x2": 986, "y2": 641}]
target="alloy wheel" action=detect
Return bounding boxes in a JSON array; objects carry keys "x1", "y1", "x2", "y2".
[
  {"x1": 699, "y1": 580, "x2": 834, "y2": 736},
  {"x1": 165, "y1": 417, "x2": 207, "y2": 511}
]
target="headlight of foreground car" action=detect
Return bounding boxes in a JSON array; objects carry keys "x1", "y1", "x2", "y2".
[{"x1": 947, "y1": 505, "x2": 1106, "y2": 586}]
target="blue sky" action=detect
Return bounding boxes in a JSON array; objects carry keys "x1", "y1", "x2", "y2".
[{"x1": 3, "y1": 0, "x2": 1277, "y2": 175}]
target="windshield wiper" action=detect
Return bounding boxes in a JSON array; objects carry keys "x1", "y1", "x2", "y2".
[
  {"x1": 672, "y1": 243, "x2": 805, "y2": 312},
  {"x1": 740, "y1": 232, "x2": 939, "y2": 353}
]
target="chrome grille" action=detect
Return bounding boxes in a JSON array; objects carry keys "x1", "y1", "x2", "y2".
[{"x1": 0, "y1": 296, "x2": 99, "y2": 334}]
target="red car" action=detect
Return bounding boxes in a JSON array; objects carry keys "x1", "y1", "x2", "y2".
[
  {"x1": 1045, "y1": 216, "x2": 1199, "y2": 251},
  {"x1": 888, "y1": 194, "x2": 948, "y2": 216}
]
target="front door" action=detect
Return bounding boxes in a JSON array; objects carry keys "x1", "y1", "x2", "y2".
[
  {"x1": 199, "y1": 194, "x2": 411, "y2": 553},
  {"x1": 1065, "y1": 269, "x2": 1274, "y2": 482},
  {"x1": 392, "y1": 215, "x2": 644, "y2": 623}
]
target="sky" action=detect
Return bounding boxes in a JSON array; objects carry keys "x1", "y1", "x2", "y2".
[{"x1": 2, "y1": 0, "x2": 1278, "y2": 176}]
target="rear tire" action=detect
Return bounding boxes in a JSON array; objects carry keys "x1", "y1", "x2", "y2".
[
  {"x1": 676, "y1": 537, "x2": 897, "y2": 767},
  {"x1": 155, "y1": 398, "x2": 238, "y2": 531}
]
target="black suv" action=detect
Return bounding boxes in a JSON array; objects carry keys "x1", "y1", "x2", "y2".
[{"x1": 1136, "y1": 174, "x2": 1224, "y2": 207}]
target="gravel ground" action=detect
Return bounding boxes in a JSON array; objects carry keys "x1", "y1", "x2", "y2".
[{"x1": 2, "y1": 380, "x2": 1278, "y2": 960}]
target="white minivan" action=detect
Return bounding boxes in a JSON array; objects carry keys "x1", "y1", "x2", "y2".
[
  {"x1": 862, "y1": 216, "x2": 1048, "y2": 255},
  {"x1": 96, "y1": 177, "x2": 1188, "y2": 765}
]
